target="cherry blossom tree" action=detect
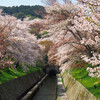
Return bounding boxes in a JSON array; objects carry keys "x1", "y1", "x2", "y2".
[
  {"x1": 0, "y1": 16, "x2": 15, "y2": 69},
  {"x1": 42, "y1": 1, "x2": 100, "y2": 77},
  {"x1": 75, "y1": 0, "x2": 100, "y2": 78}
]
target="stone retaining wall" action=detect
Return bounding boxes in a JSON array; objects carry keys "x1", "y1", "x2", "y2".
[
  {"x1": 0, "y1": 70, "x2": 45, "y2": 100},
  {"x1": 61, "y1": 72, "x2": 99, "y2": 100}
]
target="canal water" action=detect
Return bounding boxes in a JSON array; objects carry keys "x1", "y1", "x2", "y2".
[{"x1": 32, "y1": 76, "x2": 57, "y2": 100}]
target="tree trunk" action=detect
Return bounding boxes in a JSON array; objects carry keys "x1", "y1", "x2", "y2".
[{"x1": 84, "y1": 45, "x2": 93, "y2": 57}]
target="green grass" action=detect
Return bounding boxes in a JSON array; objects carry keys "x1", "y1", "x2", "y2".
[
  {"x1": 0, "y1": 63, "x2": 42, "y2": 84},
  {"x1": 60, "y1": 74, "x2": 66, "y2": 89},
  {"x1": 67, "y1": 67, "x2": 100, "y2": 99},
  {"x1": 42, "y1": 31, "x2": 48, "y2": 35}
]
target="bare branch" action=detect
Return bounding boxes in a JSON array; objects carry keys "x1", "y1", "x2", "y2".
[{"x1": 41, "y1": 0, "x2": 58, "y2": 6}]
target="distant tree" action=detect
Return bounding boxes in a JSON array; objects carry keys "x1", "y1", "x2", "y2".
[
  {"x1": 14, "y1": 12, "x2": 25, "y2": 21},
  {"x1": 41, "y1": 0, "x2": 72, "y2": 6},
  {"x1": 2, "y1": 5, "x2": 46, "y2": 19}
]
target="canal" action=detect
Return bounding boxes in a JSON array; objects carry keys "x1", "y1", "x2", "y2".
[{"x1": 32, "y1": 75, "x2": 57, "y2": 100}]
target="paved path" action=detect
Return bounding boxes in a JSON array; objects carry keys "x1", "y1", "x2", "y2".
[
  {"x1": 57, "y1": 74, "x2": 68, "y2": 100},
  {"x1": 32, "y1": 76, "x2": 57, "y2": 100}
]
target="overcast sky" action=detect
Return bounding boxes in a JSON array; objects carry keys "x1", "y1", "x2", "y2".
[
  {"x1": 0, "y1": 0, "x2": 43, "y2": 6},
  {"x1": 0, "y1": 0, "x2": 77, "y2": 7}
]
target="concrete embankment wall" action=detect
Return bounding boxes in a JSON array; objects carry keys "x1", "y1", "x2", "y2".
[
  {"x1": 61, "y1": 72, "x2": 99, "y2": 100},
  {"x1": 0, "y1": 70, "x2": 45, "y2": 100}
]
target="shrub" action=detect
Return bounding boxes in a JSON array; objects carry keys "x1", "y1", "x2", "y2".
[
  {"x1": 39, "y1": 40, "x2": 53, "y2": 53},
  {"x1": 42, "y1": 31, "x2": 48, "y2": 35}
]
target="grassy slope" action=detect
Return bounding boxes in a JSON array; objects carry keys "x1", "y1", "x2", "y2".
[
  {"x1": 0, "y1": 64, "x2": 42, "y2": 84},
  {"x1": 67, "y1": 67, "x2": 100, "y2": 98}
]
